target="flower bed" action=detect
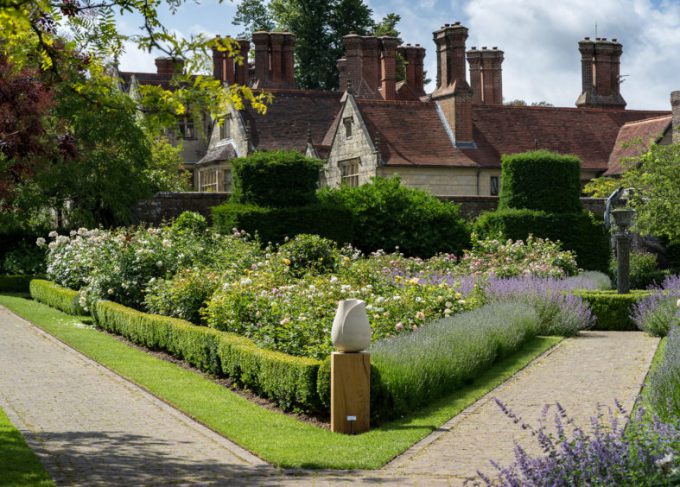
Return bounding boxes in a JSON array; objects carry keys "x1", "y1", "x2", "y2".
[{"x1": 632, "y1": 275, "x2": 680, "y2": 337}]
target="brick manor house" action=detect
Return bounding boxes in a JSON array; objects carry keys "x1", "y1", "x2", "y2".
[{"x1": 119, "y1": 22, "x2": 679, "y2": 196}]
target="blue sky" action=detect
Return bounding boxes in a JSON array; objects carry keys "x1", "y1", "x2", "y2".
[{"x1": 117, "y1": 0, "x2": 680, "y2": 110}]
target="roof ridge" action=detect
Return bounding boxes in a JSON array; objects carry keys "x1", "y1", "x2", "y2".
[{"x1": 621, "y1": 114, "x2": 673, "y2": 126}]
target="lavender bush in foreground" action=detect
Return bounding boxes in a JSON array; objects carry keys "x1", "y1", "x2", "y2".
[
  {"x1": 475, "y1": 400, "x2": 680, "y2": 486},
  {"x1": 484, "y1": 276, "x2": 595, "y2": 336},
  {"x1": 632, "y1": 275, "x2": 680, "y2": 337},
  {"x1": 648, "y1": 325, "x2": 680, "y2": 421}
]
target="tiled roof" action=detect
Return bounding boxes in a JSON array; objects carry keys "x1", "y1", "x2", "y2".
[
  {"x1": 119, "y1": 72, "x2": 175, "y2": 90},
  {"x1": 355, "y1": 100, "x2": 479, "y2": 167},
  {"x1": 470, "y1": 105, "x2": 670, "y2": 170},
  {"x1": 242, "y1": 89, "x2": 343, "y2": 153},
  {"x1": 196, "y1": 143, "x2": 237, "y2": 166},
  {"x1": 603, "y1": 115, "x2": 672, "y2": 176}
]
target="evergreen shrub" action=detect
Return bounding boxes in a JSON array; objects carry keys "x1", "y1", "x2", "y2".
[
  {"x1": 212, "y1": 202, "x2": 353, "y2": 245},
  {"x1": 609, "y1": 250, "x2": 667, "y2": 290},
  {"x1": 474, "y1": 209, "x2": 610, "y2": 272},
  {"x1": 231, "y1": 150, "x2": 323, "y2": 208},
  {"x1": 499, "y1": 150, "x2": 582, "y2": 214},
  {"x1": 319, "y1": 177, "x2": 470, "y2": 257},
  {"x1": 570, "y1": 289, "x2": 652, "y2": 330},
  {"x1": 93, "y1": 300, "x2": 322, "y2": 412},
  {"x1": 0, "y1": 275, "x2": 38, "y2": 293},
  {"x1": 30, "y1": 279, "x2": 84, "y2": 315}
]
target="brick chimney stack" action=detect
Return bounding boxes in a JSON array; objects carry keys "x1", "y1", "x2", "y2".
[
  {"x1": 213, "y1": 37, "x2": 250, "y2": 85},
  {"x1": 362, "y1": 36, "x2": 381, "y2": 95},
  {"x1": 252, "y1": 31, "x2": 296, "y2": 89},
  {"x1": 155, "y1": 57, "x2": 184, "y2": 76},
  {"x1": 576, "y1": 37, "x2": 626, "y2": 109},
  {"x1": 235, "y1": 39, "x2": 250, "y2": 85},
  {"x1": 398, "y1": 44, "x2": 426, "y2": 97},
  {"x1": 672, "y1": 91, "x2": 680, "y2": 144},
  {"x1": 431, "y1": 22, "x2": 474, "y2": 147},
  {"x1": 467, "y1": 46, "x2": 503, "y2": 105},
  {"x1": 380, "y1": 36, "x2": 399, "y2": 100}
]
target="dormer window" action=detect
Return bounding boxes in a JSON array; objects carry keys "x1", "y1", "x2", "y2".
[
  {"x1": 343, "y1": 116, "x2": 353, "y2": 138},
  {"x1": 219, "y1": 115, "x2": 232, "y2": 140}
]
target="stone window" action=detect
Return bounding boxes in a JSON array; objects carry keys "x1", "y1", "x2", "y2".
[
  {"x1": 199, "y1": 169, "x2": 219, "y2": 192},
  {"x1": 343, "y1": 116, "x2": 353, "y2": 138},
  {"x1": 340, "y1": 158, "x2": 360, "y2": 187},
  {"x1": 219, "y1": 115, "x2": 231, "y2": 140},
  {"x1": 178, "y1": 116, "x2": 195, "y2": 139},
  {"x1": 490, "y1": 176, "x2": 500, "y2": 196}
]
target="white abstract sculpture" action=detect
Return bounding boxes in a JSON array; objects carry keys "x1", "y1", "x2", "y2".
[{"x1": 331, "y1": 299, "x2": 372, "y2": 352}]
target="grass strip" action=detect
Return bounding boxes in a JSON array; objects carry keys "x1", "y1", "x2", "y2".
[
  {"x1": 0, "y1": 295, "x2": 561, "y2": 469},
  {"x1": 0, "y1": 406, "x2": 54, "y2": 487}
]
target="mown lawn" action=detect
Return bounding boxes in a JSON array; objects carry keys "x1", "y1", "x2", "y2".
[{"x1": 0, "y1": 294, "x2": 561, "y2": 469}]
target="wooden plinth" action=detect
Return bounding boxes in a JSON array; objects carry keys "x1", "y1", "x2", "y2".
[{"x1": 331, "y1": 351, "x2": 370, "y2": 434}]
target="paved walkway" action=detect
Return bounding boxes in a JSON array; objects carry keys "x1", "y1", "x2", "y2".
[{"x1": 0, "y1": 305, "x2": 660, "y2": 486}]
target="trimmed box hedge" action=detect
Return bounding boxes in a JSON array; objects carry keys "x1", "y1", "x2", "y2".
[
  {"x1": 569, "y1": 289, "x2": 653, "y2": 330},
  {"x1": 474, "y1": 208, "x2": 610, "y2": 272},
  {"x1": 29, "y1": 279, "x2": 84, "y2": 315},
  {"x1": 92, "y1": 300, "x2": 322, "y2": 413},
  {"x1": 212, "y1": 202, "x2": 353, "y2": 245},
  {"x1": 499, "y1": 150, "x2": 582, "y2": 214},
  {"x1": 0, "y1": 275, "x2": 41, "y2": 293},
  {"x1": 231, "y1": 150, "x2": 323, "y2": 208}
]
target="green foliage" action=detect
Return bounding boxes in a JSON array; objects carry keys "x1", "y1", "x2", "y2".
[
  {"x1": 93, "y1": 299, "x2": 322, "y2": 413},
  {"x1": 623, "y1": 143, "x2": 680, "y2": 241},
  {"x1": 277, "y1": 234, "x2": 341, "y2": 277},
  {"x1": 499, "y1": 150, "x2": 582, "y2": 214},
  {"x1": 2, "y1": 241, "x2": 46, "y2": 275},
  {"x1": 170, "y1": 211, "x2": 208, "y2": 234},
  {"x1": 583, "y1": 176, "x2": 621, "y2": 198},
  {"x1": 474, "y1": 209, "x2": 610, "y2": 272},
  {"x1": 319, "y1": 177, "x2": 470, "y2": 257},
  {"x1": 212, "y1": 202, "x2": 353, "y2": 245},
  {"x1": 30, "y1": 279, "x2": 84, "y2": 315},
  {"x1": 570, "y1": 289, "x2": 652, "y2": 330},
  {"x1": 231, "y1": 150, "x2": 323, "y2": 208},
  {"x1": 609, "y1": 250, "x2": 667, "y2": 290},
  {"x1": 0, "y1": 275, "x2": 38, "y2": 293}
]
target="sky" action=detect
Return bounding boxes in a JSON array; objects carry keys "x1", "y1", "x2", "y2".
[{"x1": 116, "y1": 0, "x2": 680, "y2": 110}]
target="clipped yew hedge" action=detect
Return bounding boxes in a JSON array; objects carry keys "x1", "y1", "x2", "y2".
[
  {"x1": 30, "y1": 279, "x2": 84, "y2": 315},
  {"x1": 92, "y1": 300, "x2": 322, "y2": 412},
  {"x1": 0, "y1": 275, "x2": 39, "y2": 294}
]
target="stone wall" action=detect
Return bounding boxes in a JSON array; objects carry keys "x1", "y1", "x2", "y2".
[
  {"x1": 133, "y1": 192, "x2": 606, "y2": 226},
  {"x1": 132, "y1": 192, "x2": 230, "y2": 225}
]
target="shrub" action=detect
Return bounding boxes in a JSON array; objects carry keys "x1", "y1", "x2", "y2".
[
  {"x1": 2, "y1": 241, "x2": 46, "y2": 275},
  {"x1": 30, "y1": 279, "x2": 84, "y2": 315},
  {"x1": 211, "y1": 202, "x2": 353, "y2": 245},
  {"x1": 93, "y1": 299, "x2": 322, "y2": 412},
  {"x1": 0, "y1": 275, "x2": 41, "y2": 293},
  {"x1": 230, "y1": 150, "x2": 323, "y2": 208},
  {"x1": 648, "y1": 326, "x2": 680, "y2": 421},
  {"x1": 632, "y1": 275, "x2": 680, "y2": 336},
  {"x1": 571, "y1": 289, "x2": 652, "y2": 331},
  {"x1": 498, "y1": 150, "x2": 582, "y2": 214},
  {"x1": 481, "y1": 400, "x2": 680, "y2": 486},
  {"x1": 144, "y1": 268, "x2": 221, "y2": 324},
  {"x1": 319, "y1": 176, "x2": 470, "y2": 258},
  {"x1": 456, "y1": 235, "x2": 579, "y2": 278},
  {"x1": 610, "y1": 250, "x2": 667, "y2": 290},
  {"x1": 474, "y1": 208, "x2": 610, "y2": 272},
  {"x1": 277, "y1": 234, "x2": 341, "y2": 277},
  {"x1": 365, "y1": 303, "x2": 540, "y2": 420},
  {"x1": 484, "y1": 276, "x2": 595, "y2": 336},
  {"x1": 170, "y1": 211, "x2": 208, "y2": 234}
]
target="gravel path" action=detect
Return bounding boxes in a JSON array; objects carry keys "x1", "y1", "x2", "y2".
[{"x1": 0, "y1": 305, "x2": 660, "y2": 486}]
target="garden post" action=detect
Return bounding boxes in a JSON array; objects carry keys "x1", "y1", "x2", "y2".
[
  {"x1": 611, "y1": 208, "x2": 635, "y2": 294},
  {"x1": 330, "y1": 299, "x2": 372, "y2": 434}
]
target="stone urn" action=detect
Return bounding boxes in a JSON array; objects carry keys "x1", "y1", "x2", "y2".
[
  {"x1": 331, "y1": 299, "x2": 372, "y2": 352},
  {"x1": 611, "y1": 208, "x2": 635, "y2": 232}
]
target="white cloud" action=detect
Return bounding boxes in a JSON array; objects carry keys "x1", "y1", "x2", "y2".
[{"x1": 118, "y1": 40, "x2": 157, "y2": 72}]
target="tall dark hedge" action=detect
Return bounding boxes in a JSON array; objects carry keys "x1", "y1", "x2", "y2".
[
  {"x1": 231, "y1": 150, "x2": 323, "y2": 208},
  {"x1": 319, "y1": 176, "x2": 470, "y2": 257},
  {"x1": 212, "y1": 202, "x2": 353, "y2": 245},
  {"x1": 474, "y1": 208, "x2": 610, "y2": 272},
  {"x1": 499, "y1": 150, "x2": 582, "y2": 214}
]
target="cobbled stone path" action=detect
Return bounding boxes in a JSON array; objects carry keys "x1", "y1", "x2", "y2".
[{"x1": 0, "y1": 305, "x2": 660, "y2": 486}]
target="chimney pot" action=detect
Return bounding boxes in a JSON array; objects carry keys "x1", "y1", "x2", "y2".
[
  {"x1": 584, "y1": 37, "x2": 590, "y2": 40},
  {"x1": 492, "y1": 46, "x2": 498, "y2": 50},
  {"x1": 454, "y1": 21, "x2": 461, "y2": 25},
  {"x1": 445, "y1": 23, "x2": 450, "y2": 27},
  {"x1": 482, "y1": 46, "x2": 487, "y2": 50},
  {"x1": 612, "y1": 38, "x2": 617, "y2": 42}
]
